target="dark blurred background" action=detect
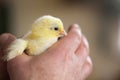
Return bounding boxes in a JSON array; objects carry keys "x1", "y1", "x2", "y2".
[
  {"x1": 0, "y1": 0, "x2": 120, "y2": 80},
  {"x1": 0, "y1": 0, "x2": 10, "y2": 34}
]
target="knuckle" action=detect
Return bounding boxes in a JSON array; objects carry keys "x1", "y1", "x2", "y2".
[
  {"x1": 81, "y1": 36, "x2": 89, "y2": 54},
  {"x1": 86, "y1": 56, "x2": 93, "y2": 68}
]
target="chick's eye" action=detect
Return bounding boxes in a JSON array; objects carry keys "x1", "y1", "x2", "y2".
[{"x1": 54, "y1": 27, "x2": 59, "y2": 31}]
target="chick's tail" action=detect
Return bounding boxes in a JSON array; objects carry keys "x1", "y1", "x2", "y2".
[{"x1": 3, "y1": 39, "x2": 28, "y2": 61}]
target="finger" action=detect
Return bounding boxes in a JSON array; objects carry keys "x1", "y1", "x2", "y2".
[
  {"x1": 51, "y1": 24, "x2": 82, "y2": 55},
  {"x1": 81, "y1": 56, "x2": 93, "y2": 80},
  {"x1": 0, "y1": 33, "x2": 16, "y2": 80},
  {"x1": 0, "y1": 33, "x2": 16, "y2": 59},
  {"x1": 0, "y1": 33, "x2": 16, "y2": 54},
  {"x1": 75, "y1": 35, "x2": 89, "y2": 61}
]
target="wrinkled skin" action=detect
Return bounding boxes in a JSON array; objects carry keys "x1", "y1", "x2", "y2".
[{"x1": 0, "y1": 24, "x2": 92, "y2": 80}]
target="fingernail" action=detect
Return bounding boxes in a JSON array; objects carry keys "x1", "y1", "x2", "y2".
[
  {"x1": 74, "y1": 24, "x2": 82, "y2": 37},
  {"x1": 73, "y1": 24, "x2": 80, "y2": 28},
  {"x1": 70, "y1": 24, "x2": 82, "y2": 34},
  {"x1": 0, "y1": 34, "x2": 9, "y2": 48},
  {"x1": 69, "y1": 24, "x2": 81, "y2": 31}
]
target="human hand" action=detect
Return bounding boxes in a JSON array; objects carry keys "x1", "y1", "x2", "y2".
[{"x1": 1, "y1": 24, "x2": 93, "y2": 80}]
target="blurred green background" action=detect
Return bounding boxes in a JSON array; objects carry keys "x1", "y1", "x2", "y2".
[{"x1": 0, "y1": 0, "x2": 120, "y2": 80}]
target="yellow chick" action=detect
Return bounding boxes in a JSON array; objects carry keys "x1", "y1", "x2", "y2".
[{"x1": 4, "y1": 15, "x2": 66, "y2": 61}]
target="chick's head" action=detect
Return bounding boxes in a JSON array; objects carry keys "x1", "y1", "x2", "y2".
[{"x1": 30, "y1": 15, "x2": 66, "y2": 39}]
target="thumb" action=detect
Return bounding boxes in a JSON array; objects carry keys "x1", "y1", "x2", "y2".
[
  {"x1": 0, "y1": 33, "x2": 16, "y2": 55},
  {"x1": 0, "y1": 33, "x2": 16, "y2": 80},
  {"x1": 0, "y1": 33, "x2": 16, "y2": 60}
]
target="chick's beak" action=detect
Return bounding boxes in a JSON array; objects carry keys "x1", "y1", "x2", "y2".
[
  {"x1": 59, "y1": 30, "x2": 67, "y2": 37},
  {"x1": 58, "y1": 30, "x2": 66, "y2": 40}
]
